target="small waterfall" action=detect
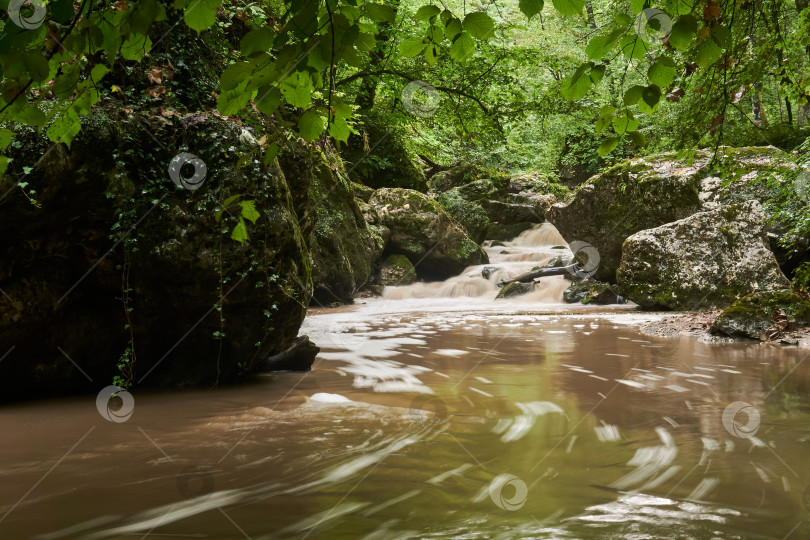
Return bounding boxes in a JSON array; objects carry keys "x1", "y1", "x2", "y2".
[{"x1": 382, "y1": 223, "x2": 574, "y2": 302}]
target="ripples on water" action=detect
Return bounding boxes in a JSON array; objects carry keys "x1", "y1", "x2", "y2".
[{"x1": 2, "y1": 225, "x2": 810, "y2": 539}]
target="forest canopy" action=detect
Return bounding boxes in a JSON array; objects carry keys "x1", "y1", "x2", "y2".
[{"x1": 0, "y1": 0, "x2": 808, "y2": 175}]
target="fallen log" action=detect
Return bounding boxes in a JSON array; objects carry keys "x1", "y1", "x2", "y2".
[{"x1": 497, "y1": 264, "x2": 580, "y2": 288}]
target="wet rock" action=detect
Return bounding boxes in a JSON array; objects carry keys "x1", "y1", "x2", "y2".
[
  {"x1": 351, "y1": 182, "x2": 375, "y2": 202},
  {"x1": 710, "y1": 291, "x2": 810, "y2": 340},
  {"x1": 546, "y1": 157, "x2": 704, "y2": 282},
  {"x1": 563, "y1": 280, "x2": 625, "y2": 305},
  {"x1": 617, "y1": 201, "x2": 791, "y2": 310},
  {"x1": 433, "y1": 188, "x2": 491, "y2": 243},
  {"x1": 482, "y1": 266, "x2": 501, "y2": 280},
  {"x1": 485, "y1": 221, "x2": 536, "y2": 242},
  {"x1": 301, "y1": 148, "x2": 384, "y2": 304},
  {"x1": 367, "y1": 188, "x2": 488, "y2": 280},
  {"x1": 379, "y1": 254, "x2": 417, "y2": 286},
  {"x1": 0, "y1": 111, "x2": 312, "y2": 399},
  {"x1": 257, "y1": 336, "x2": 319, "y2": 371},
  {"x1": 495, "y1": 281, "x2": 534, "y2": 299}
]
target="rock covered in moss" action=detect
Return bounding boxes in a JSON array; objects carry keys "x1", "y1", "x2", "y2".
[
  {"x1": 495, "y1": 281, "x2": 534, "y2": 299},
  {"x1": 367, "y1": 188, "x2": 488, "y2": 279},
  {"x1": 434, "y1": 189, "x2": 491, "y2": 243},
  {"x1": 351, "y1": 182, "x2": 376, "y2": 202},
  {"x1": 546, "y1": 156, "x2": 704, "y2": 282},
  {"x1": 0, "y1": 110, "x2": 313, "y2": 399},
  {"x1": 563, "y1": 280, "x2": 624, "y2": 305},
  {"x1": 617, "y1": 201, "x2": 791, "y2": 310},
  {"x1": 300, "y1": 148, "x2": 383, "y2": 304},
  {"x1": 547, "y1": 147, "x2": 797, "y2": 283},
  {"x1": 380, "y1": 254, "x2": 417, "y2": 286},
  {"x1": 710, "y1": 291, "x2": 810, "y2": 339}
]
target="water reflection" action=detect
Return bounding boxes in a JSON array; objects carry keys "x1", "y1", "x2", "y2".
[{"x1": 0, "y1": 313, "x2": 808, "y2": 539}]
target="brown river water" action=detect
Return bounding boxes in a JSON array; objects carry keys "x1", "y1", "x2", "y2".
[{"x1": 2, "y1": 226, "x2": 810, "y2": 539}]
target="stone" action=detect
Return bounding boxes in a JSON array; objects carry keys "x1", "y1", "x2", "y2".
[
  {"x1": 710, "y1": 291, "x2": 810, "y2": 340},
  {"x1": 380, "y1": 254, "x2": 417, "y2": 286},
  {"x1": 617, "y1": 201, "x2": 791, "y2": 310},
  {"x1": 495, "y1": 281, "x2": 534, "y2": 299}
]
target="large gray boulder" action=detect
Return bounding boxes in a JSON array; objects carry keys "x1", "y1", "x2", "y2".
[
  {"x1": 546, "y1": 147, "x2": 796, "y2": 282},
  {"x1": 616, "y1": 201, "x2": 791, "y2": 310},
  {"x1": 368, "y1": 188, "x2": 488, "y2": 279}
]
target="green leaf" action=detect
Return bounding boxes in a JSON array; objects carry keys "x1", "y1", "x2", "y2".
[
  {"x1": 710, "y1": 25, "x2": 731, "y2": 49},
  {"x1": 519, "y1": 0, "x2": 544, "y2": 19},
  {"x1": 120, "y1": 34, "x2": 152, "y2": 61},
  {"x1": 585, "y1": 31, "x2": 621, "y2": 60},
  {"x1": 669, "y1": 15, "x2": 697, "y2": 50},
  {"x1": 449, "y1": 31, "x2": 476, "y2": 63},
  {"x1": 424, "y1": 42, "x2": 439, "y2": 65},
  {"x1": 648, "y1": 56, "x2": 676, "y2": 86},
  {"x1": 630, "y1": 0, "x2": 646, "y2": 14},
  {"x1": 299, "y1": 109, "x2": 324, "y2": 141},
  {"x1": 47, "y1": 109, "x2": 81, "y2": 147},
  {"x1": 629, "y1": 130, "x2": 647, "y2": 147},
  {"x1": 264, "y1": 143, "x2": 280, "y2": 165},
  {"x1": 415, "y1": 5, "x2": 441, "y2": 21},
  {"x1": 240, "y1": 28, "x2": 275, "y2": 56},
  {"x1": 589, "y1": 64, "x2": 606, "y2": 84},
  {"x1": 231, "y1": 218, "x2": 248, "y2": 243},
  {"x1": 551, "y1": 0, "x2": 585, "y2": 16},
  {"x1": 280, "y1": 72, "x2": 314, "y2": 108},
  {"x1": 598, "y1": 136, "x2": 621, "y2": 156},
  {"x1": 238, "y1": 200, "x2": 260, "y2": 224},
  {"x1": 696, "y1": 38, "x2": 722, "y2": 67},
  {"x1": 462, "y1": 12, "x2": 495, "y2": 39},
  {"x1": 0, "y1": 156, "x2": 9, "y2": 177},
  {"x1": 445, "y1": 17, "x2": 463, "y2": 40},
  {"x1": 595, "y1": 105, "x2": 616, "y2": 134},
  {"x1": 217, "y1": 85, "x2": 251, "y2": 116},
  {"x1": 613, "y1": 110, "x2": 640, "y2": 134},
  {"x1": 0, "y1": 129, "x2": 14, "y2": 150},
  {"x1": 182, "y1": 0, "x2": 220, "y2": 33},
  {"x1": 220, "y1": 62, "x2": 253, "y2": 91},
  {"x1": 641, "y1": 85, "x2": 661, "y2": 108},
  {"x1": 255, "y1": 86, "x2": 282, "y2": 116},
  {"x1": 620, "y1": 35, "x2": 648, "y2": 59},
  {"x1": 561, "y1": 62, "x2": 594, "y2": 100},
  {"x1": 23, "y1": 52, "x2": 49, "y2": 83},
  {"x1": 399, "y1": 36, "x2": 425, "y2": 58},
  {"x1": 623, "y1": 85, "x2": 644, "y2": 105}
]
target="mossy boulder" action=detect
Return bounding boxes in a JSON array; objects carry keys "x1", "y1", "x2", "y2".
[
  {"x1": 547, "y1": 147, "x2": 796, "y2": 282},
  {"x1": 379, "y1": 254, "x2": 417, "y2": 286},
  {"x1": 710, "y1": 291, "x2": 810, "y2": 340},
  {"x1": 427, "y1": 164, "x2": 509, "y2": 193},
  {"x1": 496, "y1": 281, "x2": 534, "y2": 299},
  {"x1": 617, "y1": 201, "x2": 791, "y2": 310},
  {"x1": 563, "y1": 280, "x2": 624, "y2": 305},
  {"x1": 485, "y1": 221, "x2": 536, "y2": 241},
  {"x1": 434, "y1": 189, "x2": 491, "y2": 243},
  {"x1": 367, "y1": 188, "x2": 488, "y2": 279},
  {"x1": 0, "y1": 109, "x2": 312, "y2": 400},
  {"x1": 351, "y1": 182, "x2": 376, "y2": 202},
  {"x1": 295, "y1": 147, "x2": 383, "y2": 304}
]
